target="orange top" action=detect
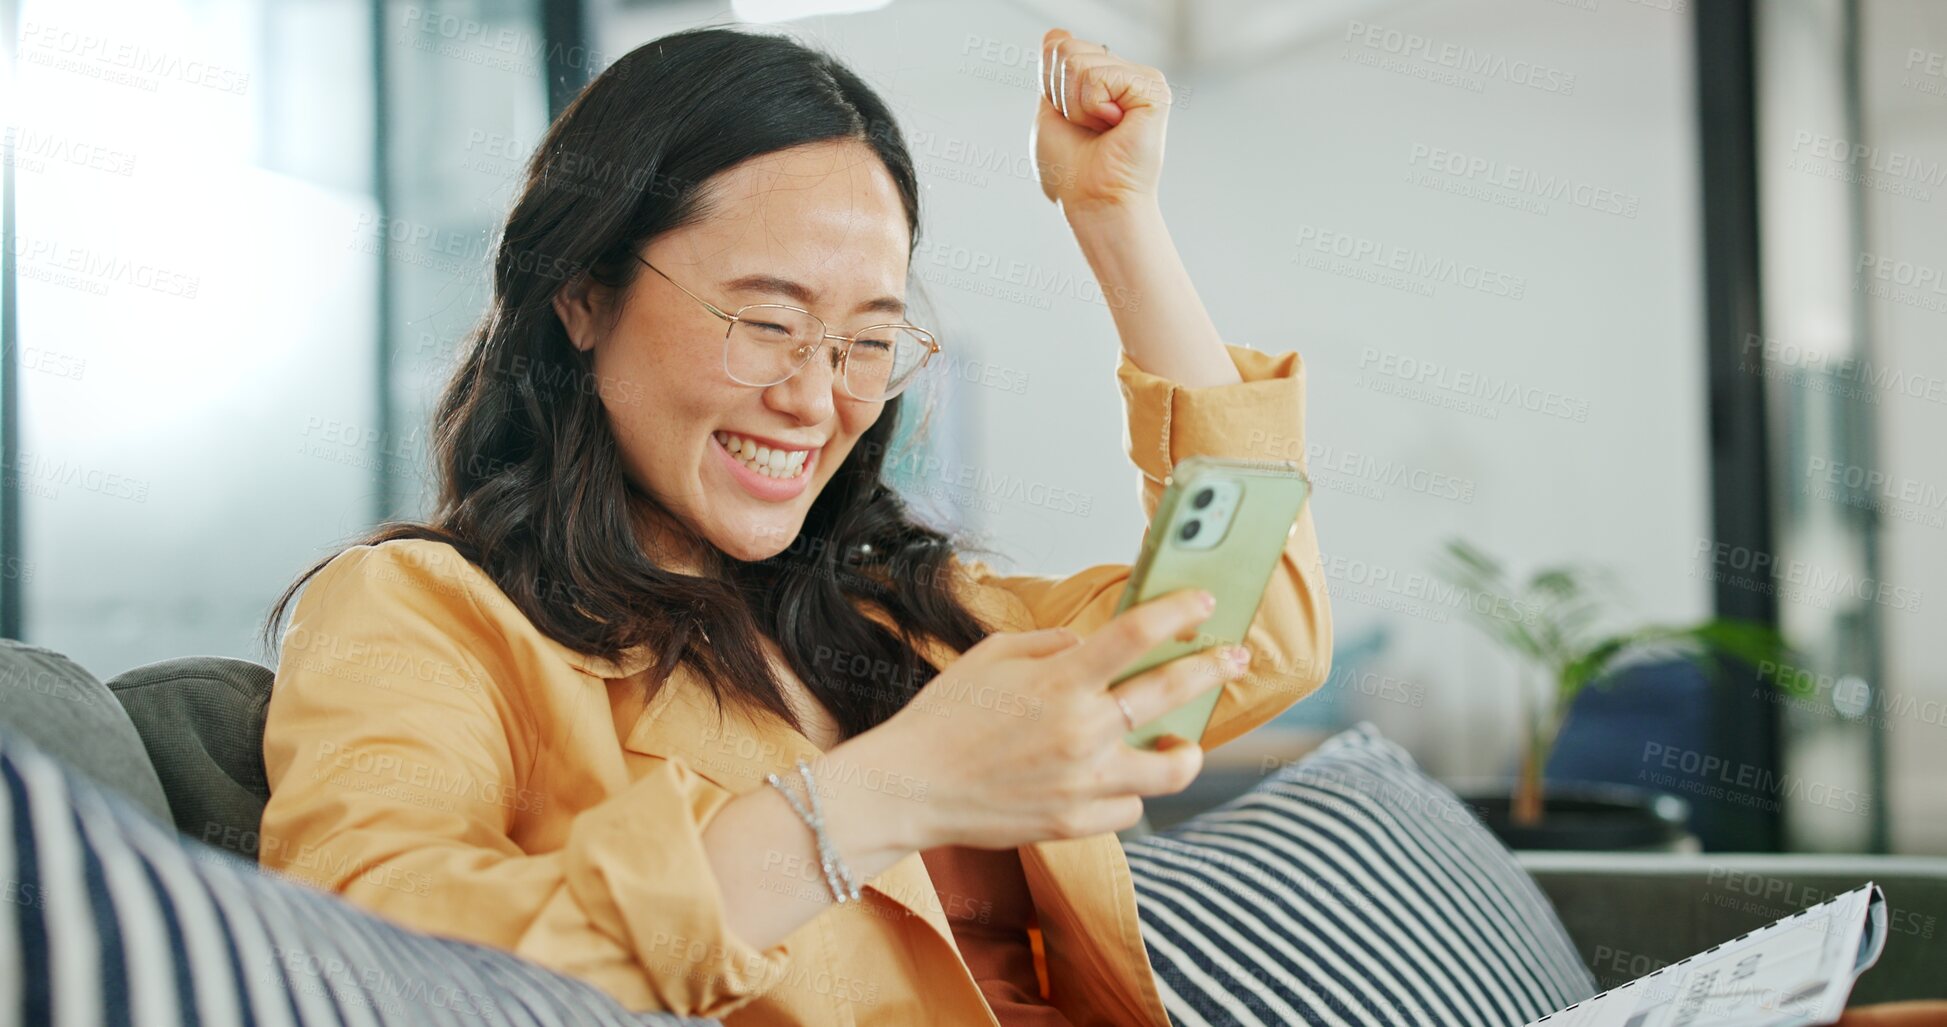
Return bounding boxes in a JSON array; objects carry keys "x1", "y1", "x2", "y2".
[
  {"x1": 257, "y1": 342, "x2": 1332, "y2": 1026},
  {"x1": 918, "y1": 849, "x2": 1074, "y2": 1021},
  {"x1": 919, "y1": 844, "x2": 1074, "y2": 1025}
]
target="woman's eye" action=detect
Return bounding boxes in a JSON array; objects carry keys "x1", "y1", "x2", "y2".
[{"x1": 748, "y1": 321, "x2": 792, "y2": 336}]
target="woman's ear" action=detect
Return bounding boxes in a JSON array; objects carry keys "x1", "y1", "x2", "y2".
[{"x1": 553, "y1": 275, "x2": 607, "y2": 353}]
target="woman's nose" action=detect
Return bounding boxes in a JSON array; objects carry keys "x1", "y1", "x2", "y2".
[{"x1": 764, "y1": 343, "x2": 843, "y2": 419}]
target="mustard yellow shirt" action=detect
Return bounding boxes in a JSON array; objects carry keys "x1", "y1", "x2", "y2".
[{"x1": 258, "y1": 341, "x2": 1332, "y2": 1026}]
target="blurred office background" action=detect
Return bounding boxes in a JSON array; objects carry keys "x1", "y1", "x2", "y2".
[{"x1": 3, "y1": 0, "x2": 1942, "y2": 854}]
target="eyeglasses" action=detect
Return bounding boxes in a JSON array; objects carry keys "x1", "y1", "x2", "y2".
[{"x1": 635, "y1": 256, "x2": 941, "y2": 402}]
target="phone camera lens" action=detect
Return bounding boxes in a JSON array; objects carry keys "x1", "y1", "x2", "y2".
[
  {"x1": 1192, "y1": 487, "x2": 1215, "y2": 509},
  {"x1": 1178, "y1": 519, "x2": 1202, "y2": 542}
]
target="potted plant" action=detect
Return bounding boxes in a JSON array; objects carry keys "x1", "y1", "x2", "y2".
[{"x1": 1432, "y1": 538, "x2": 1794, "y2": 849}]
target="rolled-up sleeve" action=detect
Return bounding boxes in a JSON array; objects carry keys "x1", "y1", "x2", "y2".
[
  {"x1": 258, "y1": 543, "x2": 791, "y2": 1017},
  {"x1": 961, "y1": 342, "x2": 1333, "y2": 750}
]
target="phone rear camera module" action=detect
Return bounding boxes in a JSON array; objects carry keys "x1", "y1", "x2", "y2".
[{"x1": 1166, "y1": 475, "x2": 1239, "y2": 551}]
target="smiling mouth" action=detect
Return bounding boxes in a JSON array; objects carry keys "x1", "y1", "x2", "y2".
[{"x1": 714, "y1": 431, "x2": 813, "y2": 480}]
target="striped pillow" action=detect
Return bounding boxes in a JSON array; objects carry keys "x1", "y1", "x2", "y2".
[
  {"x1": 1128, "y1": 723, "x2": 1596, "y2": 1027},
  {"x1": 0, "y1": 724, "x2": 712, "y2": 1027}
]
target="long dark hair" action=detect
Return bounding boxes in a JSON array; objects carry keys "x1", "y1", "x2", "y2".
[{"x1": 262, "y1": 26, "x2": 1001, "y2": 740}]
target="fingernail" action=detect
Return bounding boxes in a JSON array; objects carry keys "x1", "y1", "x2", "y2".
[
  {"x1": 1198, "y1": 591, "x2": 1217, "y2": 613},
  {"x1": 1224, "y1": 645, "x2": 1251, "y2": 669}
]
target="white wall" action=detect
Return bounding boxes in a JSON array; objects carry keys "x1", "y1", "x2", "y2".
[{"x1": 594, "y1": 0, "x2": 1714, "y2": 783}]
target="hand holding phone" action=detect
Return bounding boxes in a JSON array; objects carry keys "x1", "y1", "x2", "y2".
[{"x1": 1109, "y1": 456, "x2": 1311, "y2": 749}]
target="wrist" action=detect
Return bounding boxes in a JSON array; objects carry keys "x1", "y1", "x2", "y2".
[
  {"x1": 1065, "y1": 195, "x2": 1164, "y2": 237},
  {"x1": 812, "y1": 734, "x2": 934, "y2": 864}
]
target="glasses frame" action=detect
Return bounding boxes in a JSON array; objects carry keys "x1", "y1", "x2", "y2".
[{"x1": 635, "y1": 255, "x2": 941, "y2": 402}]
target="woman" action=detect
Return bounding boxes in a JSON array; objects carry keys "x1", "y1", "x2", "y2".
[{"x1": 258, "y1": 24, "x2": 1331, "y2": 1026}]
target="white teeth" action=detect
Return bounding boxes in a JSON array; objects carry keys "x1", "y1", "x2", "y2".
[{"x1": 716, "y1": 431, "x2": 812, "y2": 480}]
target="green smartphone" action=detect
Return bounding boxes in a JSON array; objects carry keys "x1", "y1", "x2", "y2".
[{"x1": 1109, "y1": 455, "x2": 1312, "y2": 749}]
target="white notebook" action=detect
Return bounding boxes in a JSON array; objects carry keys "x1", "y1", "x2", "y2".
[{"x1": 1527, "y1": 882, "x2": 1888, "y2": 1027}]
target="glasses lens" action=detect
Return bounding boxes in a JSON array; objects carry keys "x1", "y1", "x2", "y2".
[
  {"x1": 726, "y1": 306, "x2": 826, "y2": 385},
  {"x1": 844, "y1": 326, "x2": 933, "y2": 400}
]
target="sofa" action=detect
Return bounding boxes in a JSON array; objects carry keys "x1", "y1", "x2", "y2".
[{"x1": 3, "y1": 636, "x2": 1942, "y2": 1022}]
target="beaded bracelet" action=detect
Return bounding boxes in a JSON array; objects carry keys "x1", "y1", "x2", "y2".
[{"x1": 765, "y1": 758, "x2": 863, "y2": 904}]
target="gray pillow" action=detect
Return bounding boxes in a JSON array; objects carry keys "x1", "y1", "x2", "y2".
[
  {"x1": 107, "y1": 656, "x2": 275, "y2": 859},
  {"x1": 0, "y1": 638, "x2": 170, "y2": 824}
]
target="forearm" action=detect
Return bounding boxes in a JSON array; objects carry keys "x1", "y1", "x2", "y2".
[
  {"x1": 700, "y1": 738, "x2": 924, "y2": 950},
  {"x1": 1067, "y1": 199, "x2": 1240, "y2": 388}
]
